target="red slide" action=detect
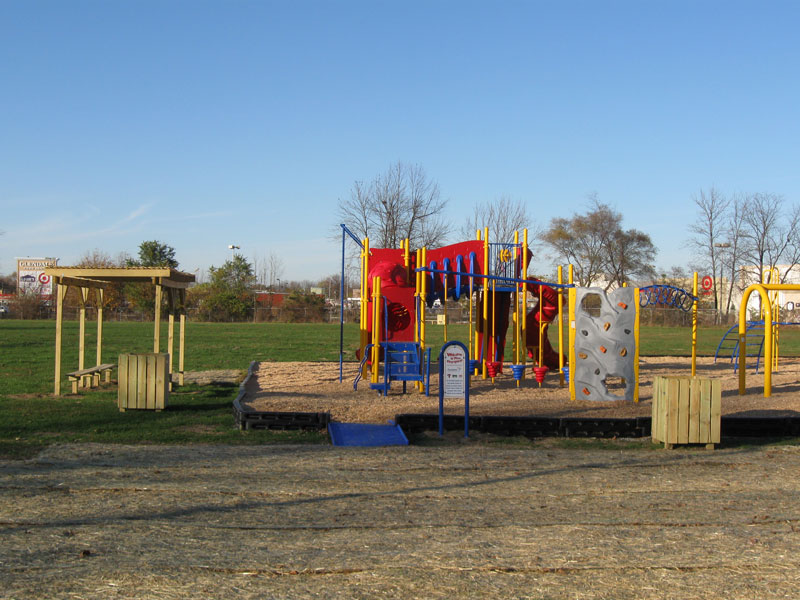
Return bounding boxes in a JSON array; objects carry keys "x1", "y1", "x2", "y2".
[{"x1": 525, "y1": 284, "x2": 562, "y2": 370}]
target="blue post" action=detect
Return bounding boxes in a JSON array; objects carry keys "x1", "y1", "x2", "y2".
[
  {"x1": 339, "y1": 224, "x2": 364, "y2": 383},
  {"x1": 340, "y1": 226, "x2": 346, "y2": 382}
]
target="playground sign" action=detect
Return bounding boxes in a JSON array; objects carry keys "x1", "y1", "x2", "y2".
[
  {"x1": 443, "y1": 345, "x2": 466, "y2": 397},
  {"x1": 438, "y1": 341, "x2": 470, "y2": 437}
]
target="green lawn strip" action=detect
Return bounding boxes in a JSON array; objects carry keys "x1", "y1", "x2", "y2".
[{"x1": 0, "y1": 382, "x2": 327, "y2": 459}]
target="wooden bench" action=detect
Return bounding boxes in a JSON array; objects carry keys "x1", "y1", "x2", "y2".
[{"x1": 67, "y1": 363, "x2": 115, "y2": 394}]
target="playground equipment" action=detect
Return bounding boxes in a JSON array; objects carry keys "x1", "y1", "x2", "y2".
[
  {"x1": 738, "y1": 282, "x2": 800, "y2": 397},
  {"x1": 342, "y1": 225, "x2": 568, "y2": 394},
  {"x1": 715, "y1": 320, "x2": 767, "y2": 371},
  {"x1": 340, "y1": 225, "x2": 678, "y2": 404},
  {"x1": 569, "y1": 286, "x2": 640, "y2": 402},
  {"x1": 638, "y1": 273, "x2": 700, "y2": 376}
]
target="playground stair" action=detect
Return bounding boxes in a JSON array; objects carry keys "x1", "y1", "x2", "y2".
[
  {"x1": 371, "y1": 342, "x2": 431, "y2": 395},
  {"x1": 714, "y1": 320, "x2": 765, "y2": 372},
  {"x1": 355, "y1": 342, "x2": 431, "y2": 396}
]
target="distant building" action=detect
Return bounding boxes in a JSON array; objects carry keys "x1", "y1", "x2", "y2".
[
  {"x1": 255, "y1": 291, "x2": 288, "y2": 307},
  {"x1": 732, "y1": 265, "x2": 800, "y2": 318}
]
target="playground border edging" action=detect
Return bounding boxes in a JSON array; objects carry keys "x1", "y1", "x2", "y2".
[
  {"x1": 394, "y1": 413, "x2": 800, "y2": 440},
  {"x1": 233, "y1": 362, "x2": 800, "y2": 440},
  {"x1": 233, "y1": 361, "x2": 331, "y2": 431}
]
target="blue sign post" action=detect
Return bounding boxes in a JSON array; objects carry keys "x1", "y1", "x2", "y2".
[{"x1": 438, "y1": 341, "x2": 470, "y2": 438}]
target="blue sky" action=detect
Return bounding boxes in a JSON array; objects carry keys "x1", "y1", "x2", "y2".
[{"x1": 2, "y1": 0, "x2": 799, "y2": 283}]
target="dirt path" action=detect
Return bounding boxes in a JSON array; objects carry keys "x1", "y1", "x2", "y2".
[{"x1": 2, "y1": 442, "x2": 800, "y2": 599}]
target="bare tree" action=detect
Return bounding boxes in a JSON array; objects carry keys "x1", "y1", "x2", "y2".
[
  {"x1": 337, "y1": 161, "x2": 449, "y2": 249},
  {"x1": 267, "y1": 252, "x2": 285, "y2": 290},
  {"x1": 777, "y1": 203, "x2": 800, "y2": 283},
  {"x1": 460, "y1": 195, "x2": 534, "y2": 243},
  {"x1": 688, "y1": 190, "x2": 800, "y2": 320},
  {"x1": 719, "y1": 193, "x2": 748, "y2": 318},
  {"x1": 738, "y1": 193, "x2": 800, "y2": 287},
  {"x1": 688, "y1": 187, "x2": 730, "y2": 321}
]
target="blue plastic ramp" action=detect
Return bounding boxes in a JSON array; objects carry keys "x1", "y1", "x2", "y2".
[{"x1": 328, "y1": 422, "x2": 409, "y2": 447}]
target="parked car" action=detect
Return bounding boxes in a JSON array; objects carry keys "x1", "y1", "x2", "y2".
[{"x1": 0, "y1": 305, "x2": 8, "y2": 317}]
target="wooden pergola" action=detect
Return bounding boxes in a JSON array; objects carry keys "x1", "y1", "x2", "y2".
[{"x1": 44, "y1": 267, "x2": 196, "y2": 396}]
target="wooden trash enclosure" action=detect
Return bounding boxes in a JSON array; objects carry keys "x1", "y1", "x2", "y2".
[
  {"x1": 652, "y1": 375, "x2": 721, "y2": 449},
  {"x1": 118, "y1": 353, "x2": 170, "y2": 411}
]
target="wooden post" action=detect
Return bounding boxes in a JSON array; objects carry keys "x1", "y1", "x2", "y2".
[
  {"x1": 78, "y1": 287, "x2": 89, "y2": 387},
  {"x1": 153, "y1": 282, "x2": 163, "y2": 353},
  {"x1": 167, "y1": 288, "x2": 175, "y2": 390},
  {"x1": 95, "y1": 288, "x2": 104, "y2": 368},
  {"x1": 53, "y1": 281, "x2": 69, "y2": 396},
  {"x1": 179, "y1": 288, "x2": 186, "y2": 386},
  {"x1": 78, "y1": 287, "x2": 88, "y2": 373}
]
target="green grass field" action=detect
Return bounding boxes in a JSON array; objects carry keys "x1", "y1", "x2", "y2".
[{"x1": 2, "y1": 319, "x2": 800, "y2": 458}]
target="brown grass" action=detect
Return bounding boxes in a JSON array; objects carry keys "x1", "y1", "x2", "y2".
[{"x1": 1, "y1": 442, "x2": 799, "y2": 598}]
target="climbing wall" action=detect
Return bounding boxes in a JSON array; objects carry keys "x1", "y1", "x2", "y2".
[{"x1": 569, "y1": 287, "x2": 639, "y2": 402}]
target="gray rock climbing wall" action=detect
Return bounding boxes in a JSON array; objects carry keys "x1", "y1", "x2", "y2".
[{"x1": 571, "y1": 287, "x2": 638, "y2": 402}]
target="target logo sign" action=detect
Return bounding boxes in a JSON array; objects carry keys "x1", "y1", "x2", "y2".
[
  {"x1": 38, "y1": 273, "x2": 51, "y2": 285},
  {"x1": 701, "y1": 275, "x2": 713, "y2": 295}
]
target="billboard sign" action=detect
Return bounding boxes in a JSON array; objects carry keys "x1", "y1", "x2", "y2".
[{"x1": 17, "y1": 258, "x2": 58, "y2": 297}]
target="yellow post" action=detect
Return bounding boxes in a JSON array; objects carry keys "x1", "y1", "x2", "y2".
[
  {"x1": 769, "y1": 269, "x2": 780, "y2": 370},
  {"x1": 537, "y1": 284, "x2": 544, "y2": 387},
  {"x1": 633, "y1": 286, "x2": 640, "y2": 403},
  {"x1": 691, "y1": 272, "x2": 698, "y2": 377},
  {"x1": 442, "y1": 260, "x2": 448, "y2": 342},
  {"x1": 468, "y1": 250, "x2": 473, "y2": 365},
  {"x1": 472, "y1": 230, "x2": 480, "y2": 373},
  {"x1": 558, "y1": 265, "x2": 564, "y2": 387},
  {"x1": 568, "y1": 287, "x2": 576, "y2": 401},
  {"x1": 521, "y1": 229, "x2": 528, "y2": 375},
  {"x1": 414, "y1": 248, "x2": 422, "y2": 391},
  {"x1": 360, "y1": 238, "x2": 370, "y2": 377},
  {"x1": 491, "y1": 277, "x2": 497, "y2": 382},
  {"x1": 420, "y1": 247, "x2": 427, "y2": 356},
  {"x1": 371, "y1": 276, "x2": 382, "y2": 384},
  {"x1": 738, "y1": 286, "x2": 771, "y2": 395},
  {"x1": 513, "y1": 231, "x2": 520, "y2": 367},
  {"x1": 482, "y1": 227, "x2": 489, "y2": 379},
  {"x1": 414, "y1": 248, "x2": 421, "y2": 345}
]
